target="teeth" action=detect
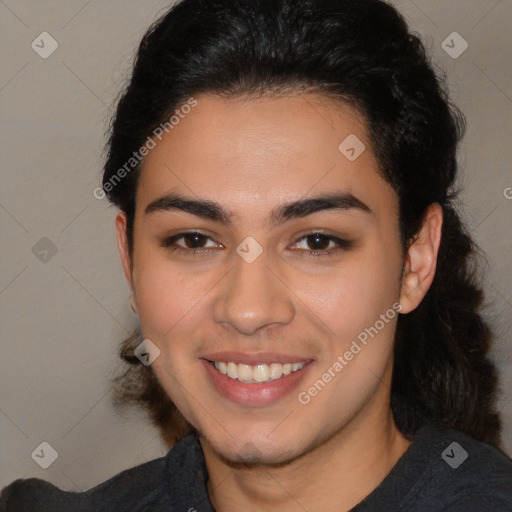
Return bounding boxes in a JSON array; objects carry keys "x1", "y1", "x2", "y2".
[
  {"x1": 269, "y1": 363, "x2": 283, "y2": 380},
  {"x1": 227, "y1": 362, "x2": 237, "y2": 379},
  {"x1": 213, "y1": 361, "x2": 306, "y2": 383},
  {"x1": 238, "y1": 364, "x2": 253, "y2": 381},
  {"x1": 253, "y1": 364, "x2": 270, "y2": 383},
  {"x1": 218, "y1": 361, "x2": 227, "y2": 375}
]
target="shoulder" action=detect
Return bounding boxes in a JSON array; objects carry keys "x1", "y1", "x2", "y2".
[
  {"x1": 0, "y1": 435, "x2": 203, "y2": 512},
  {"x1": 355, "y1": 423, "x2": 512, "y2": 512},
  {"x1": 400, "y1": 424, "x2": 512, "y2": 511}
]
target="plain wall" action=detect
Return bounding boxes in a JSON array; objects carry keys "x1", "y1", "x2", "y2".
[{"x1": 1, "y1": 0, "x2": 511, "y2": 491}]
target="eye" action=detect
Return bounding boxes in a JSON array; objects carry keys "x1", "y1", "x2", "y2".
[
  {"x1": 161, "y1": 231, "x2": 352, "y2": 257},
  {"x1": 161, "y1": 231, "x2": 222, "y2": 254},
  {"x1": 291, "y1": 232, "x2": 352, "y2": 257}
]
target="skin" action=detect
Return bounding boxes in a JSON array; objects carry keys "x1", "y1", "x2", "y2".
[{"x1": 116, "y1": 92, "x2": 443, "y2": 511}]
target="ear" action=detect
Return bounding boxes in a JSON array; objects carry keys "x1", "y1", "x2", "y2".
[
  {"x1": 399, "y1": 203, "x2": 443, "y2": 314},
  {"x1": 115, "y1": 211, "x2": 133, "y2": 290}
]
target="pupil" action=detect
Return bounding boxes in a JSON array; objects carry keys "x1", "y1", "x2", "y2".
[
  {"x1": 185, "y1": 233, "x2": 205, "y2": 248},
  {"x1": 308, "y1": 234, "x2": 329, "y2": 250}
]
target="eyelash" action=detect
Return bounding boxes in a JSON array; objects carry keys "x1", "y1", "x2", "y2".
[{"x1": 160, "y1": 231, "x2": 353, "y2": 258}]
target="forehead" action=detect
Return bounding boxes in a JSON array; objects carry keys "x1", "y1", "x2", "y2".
[{"x1": 136, "y1": 92, "x2": 397, "y2": 225}]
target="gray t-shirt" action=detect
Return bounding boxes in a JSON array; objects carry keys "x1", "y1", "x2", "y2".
[{"x1": 1, "y1": 423, "x2": 511, "y2": 511}]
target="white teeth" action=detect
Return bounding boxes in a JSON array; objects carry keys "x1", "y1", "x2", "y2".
[
  {"x1": 269, "y1": 363, "x2": 283, "y2": 380},
  {"x1": 213, "y1": 360, "x2": 306, "y2": 383},
  {"x1": 227, "y1": 362, "x2": 237, "y2": 379},
  {"x1": 253, "y1": 364, "x2": 270, "y2": 383},
  {"x1": 238, "y1": 364, "x2": 253, "y2": 381}
]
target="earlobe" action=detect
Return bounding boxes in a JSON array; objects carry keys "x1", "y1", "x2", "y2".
[
  {"x1": 115, "y1": 211, "x2": 134, "y2": 290},
  {"x1": 399, "y1": 203, "x2": 443, "y2": 314}
]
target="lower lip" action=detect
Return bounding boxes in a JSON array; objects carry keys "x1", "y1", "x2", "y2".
[{"x1": 201, "y1": 360, "x2": 313, "y2": 406}]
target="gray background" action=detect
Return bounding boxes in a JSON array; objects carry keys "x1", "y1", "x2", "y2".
[{"x1": 1, "y1": 0, "x2": 511, "y2": 491}]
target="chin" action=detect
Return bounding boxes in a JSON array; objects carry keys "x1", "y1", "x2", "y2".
[
  {"x1": 200, "y1": 428, "x2": 311, "y2": 468},
  {"x1": 220, "y1": 444, "x2": 303, "y2": 469}
]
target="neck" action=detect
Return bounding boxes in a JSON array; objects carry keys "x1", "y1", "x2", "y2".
[{"x1": 202, "y1": 381, "x2": 411, "y2": 511}]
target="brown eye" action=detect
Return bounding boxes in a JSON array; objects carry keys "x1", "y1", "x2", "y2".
[
  {"x1": 161, "y1": 231, "x2": 221, "y2": 254},
  {"x1": 180, "y1": 233, "x2": 209, "y2": 249},
  {"x1": 305, "y1": 234, "x2": 331, "y2": 251},
  {"x1": 292, "y1": 232, "x2": 353, "y2": 257}
]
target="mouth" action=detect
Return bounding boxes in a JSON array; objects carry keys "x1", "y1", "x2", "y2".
[
  {"x1": 209, "y1": 360, "x2": 307, "y2": 384},
  {"x1": 201, "y1": 354, "x2": 313, "y2": 406}
]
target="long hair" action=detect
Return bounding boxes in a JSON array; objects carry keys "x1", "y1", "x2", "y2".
[{"x1": 104, "y1": 0, "x2": 502, "y2": 447}]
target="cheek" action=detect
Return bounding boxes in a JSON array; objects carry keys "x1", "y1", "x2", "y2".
[
  {"x1": 132, "y1": 252, "x2": 204, "y2": 342},
  {"x1": 135, "y1": 270, "x2": 180, "y2": 331},
  {"x1": 133, "y1": 262, "x2": 206, "y2": 404},
  {"x1": 294, "y1": 245, "x2": 402, "y2": 345}
]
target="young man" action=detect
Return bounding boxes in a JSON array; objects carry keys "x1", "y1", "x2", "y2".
[{"x1": 2, "y1": 0, "x2": 511, "y2": 510}]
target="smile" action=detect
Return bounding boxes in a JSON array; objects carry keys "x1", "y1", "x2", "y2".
[{"x1": 210, "y1": 361, "x2": 307, "y2": 383}]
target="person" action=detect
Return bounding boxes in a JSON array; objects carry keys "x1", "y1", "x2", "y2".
[{"x1": 1, "y1": 0, "x2": 511, "y2": 510}]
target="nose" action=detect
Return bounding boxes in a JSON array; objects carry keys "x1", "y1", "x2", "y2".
[{"x1": 212, "y1": 247, "x2": 295, "y2": 335}]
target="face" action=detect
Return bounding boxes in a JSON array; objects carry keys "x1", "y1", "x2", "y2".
[{"x1": 118, "y1": 92, "x2": 407, "y2": 465}]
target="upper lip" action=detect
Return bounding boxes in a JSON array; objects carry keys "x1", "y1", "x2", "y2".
[{"x1": 202, "y1": 352, "x2": 312, "y2": 365}]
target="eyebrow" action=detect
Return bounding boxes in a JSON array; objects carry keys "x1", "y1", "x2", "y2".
[{"x1": 145, "y1": 191, "x2": 373, "y2": 228}]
